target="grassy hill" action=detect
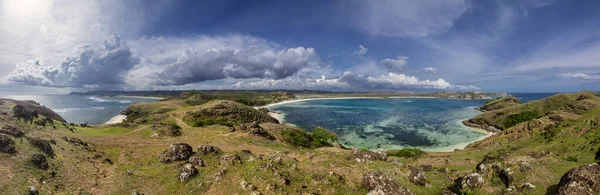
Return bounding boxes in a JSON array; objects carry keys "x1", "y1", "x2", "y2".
[{"x1": 1, "y1": 91, "x2": 599, "y2": 194}]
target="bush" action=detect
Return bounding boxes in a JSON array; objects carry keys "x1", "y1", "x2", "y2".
[
  {"x1": 311, "y1": 127, "x2": 337, "y2": 147},
  {"x1": 282, "y1": 129, "x2": 312, "y2": 148},
  {"x1": 387, "y1": 148, "x2": 426, "y2": 158},
  {"x1": 503, "y1": 111, "x2": 539, "y2": 128}
]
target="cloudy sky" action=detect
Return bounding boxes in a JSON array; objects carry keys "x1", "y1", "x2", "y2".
[{"x1": 1, "y1": 0, "x2": 599, "y2": 93}]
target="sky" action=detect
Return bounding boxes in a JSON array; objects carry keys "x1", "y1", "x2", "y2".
[{"x1": 1, "y1": 0, "x2": 600, "y2": 94}]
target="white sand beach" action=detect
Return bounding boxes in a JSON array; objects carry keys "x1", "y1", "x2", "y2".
[{"x1": 106, "y1": 115, "x2": 127, "y2": 124}]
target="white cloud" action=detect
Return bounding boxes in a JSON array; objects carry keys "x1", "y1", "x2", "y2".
[
  {"x1": 423, "y1": 67, "x2": 437, "y2": 73},
  {"x1": 558, "y1": 73, "x2": 600, "y2": 80},
  {"x1": 6, "y1": 33, "x2": 140, "y2": 88},
  {"x1": 380, "y1": 56, "x2": 409, "y2": 73},
  {"x1": 358, "y1": 0, "x2": 470, "y2": 37},
  {"x1": 354, "y1": 45, "x2": 368, "y2": 56}
]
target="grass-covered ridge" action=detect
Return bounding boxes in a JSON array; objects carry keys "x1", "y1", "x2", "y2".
[
  {"x1": 479, "y1": 96, "x2": 521, "y2": 112},
  {"x1": 183, "y1": 100, "x2": 279, "y2": 127}
]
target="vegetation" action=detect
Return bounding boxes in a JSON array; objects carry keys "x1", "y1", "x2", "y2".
[
  {"x1": 281, "y1": 126, "x2": 337, "y2": 148},
  {"x1": 182, "y1": 100, "x2": 278, "y2": 127},
  {"x1": 479, "y1": 96, "x2": 521, "y2": 112},
  {"x1": 387, "y1": 148, "x2": 426, "y2": 158}
]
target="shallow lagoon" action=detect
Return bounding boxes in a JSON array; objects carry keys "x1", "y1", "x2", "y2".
[{"x1": 268, "y1": 98, "x2": 490, "y2": 151}]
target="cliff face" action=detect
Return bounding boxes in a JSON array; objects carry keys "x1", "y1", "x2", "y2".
[{"x1": 0, "y1": 98, "x2": 66, "y2": 123}]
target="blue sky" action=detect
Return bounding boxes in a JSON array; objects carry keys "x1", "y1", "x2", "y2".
[{"x1": 1, "y1": 0, "x2": 599, "y2": 94}]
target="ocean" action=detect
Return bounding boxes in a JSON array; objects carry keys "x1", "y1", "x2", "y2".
[
  {"x1": 0, "y1": 95, "x2": 159, "y2": 125},
  {"x1": 267, "y1": 94, "x2": 555, "y2": 151}
]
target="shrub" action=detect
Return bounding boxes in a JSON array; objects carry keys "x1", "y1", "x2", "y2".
[
  {"x1": 311, "y1": 127, "x2": 337, "y2": 147},
  {"x1": 503, "y1": 111, "x2": 539, "y2": 128},
  {"x1": 387, "y1": 148, "x2": 426, "y2": 158},
  {"x1": 282, "y1": 129, "x2": 312, "y2": 148}
]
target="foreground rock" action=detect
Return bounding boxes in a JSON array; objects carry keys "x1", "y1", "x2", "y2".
[
  {"x1": 0, "y1": 125, "x2": 24, "y2": 137},
  {"x1": 30, "y1": 153, "x2": 49, "y2": 170},
  {"x1": 197, "y1": 145, "x2": 220, "y2": 155},
  {"x1": 0, "y1": 135, "x2": 16, "y2": 154},
  {"x1": 220, "y1": 154, "x2": 242, "y2": 166},
  {"x1": 27, "y1": 137, "x2": 54, "y2": 157},
  {"x1": 460, "y1": 173, "x2": 484, "y2": 190},
  {"x1": 408, "y1": 168, "x2": 427, "y2": 186},
  {"x1": 347, "y1": 148, "x2": 387, "y2": 163},
  {"x1": 157, "y1": 143, "x2": 193, "y2": 163},
  {"x1": 362, "y1": 171, "x2": 414, "y2": 195},
  {"x1": 499, "y1": 168, "x2": 514, "y2": 187},
  {"x1": 178, "y1": 163, "x2": 199, "y2": 182},
  {"x1": 557, "y1": 163, "x2": 600, "y2": 195}
]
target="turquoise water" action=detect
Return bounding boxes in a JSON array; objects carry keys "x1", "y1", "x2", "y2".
[
  {"x1": 0, "y1": 95, "x2": 158, "y2": 124},
  {"x1": 268, "y1": 98, "x2": 490, "y2": 151}
]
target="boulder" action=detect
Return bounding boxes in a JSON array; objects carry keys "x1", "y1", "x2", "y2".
[
  {"x1": 178, "y1": 163, "x2": 198, "y2": 182},
  {"x1": 188, "y1": 156, "x2": 205, "y2": 167},
  {"x1": 30, "y1": 153, "x2": 49, "y2": 170},
  {"x1": 347, "y1": 148, "x2": 387, "y2": 163},
  {"x1": 557, "y1": 163, "x2": 600, "y2": 195},
  {"x1": 197, "y1": 145, "x2": 220, "y2": 155},
  {"x1": 0, "y1": 125, "x2": 24, "y2": 137},
  {"x1": 28, "y1": 186, "x2": 39, "y2": 195},
  {"x1": 420, "y1": 165, "x2": 434, "y2": 172},
  {"x1": 27, "y1": 137, "x2": 54, "y2": 157},
  {"x1": 240, "y1": 180, "x2": 257, "y2": 191},
  {"x1": 476, "y1": 163, "x2": 487, "y2": 173},
  {"x1": 521, "y1": 183, "x2": 535, "y2": 191},
  {"x1": 499, "y1": 168, "x2": 514, "y2": 187},
  {"x1": 157, "y1": 143, "x2": 193, "y2": 163},
  {"x1": 362, "y1": 171, "x2": 414, "y2": 195},
  {"x1": 0, "y1": 134, "x2": 16, "y2": 154},
  {"x1": 214, "y1": 168, "x2": 227, "y2": 181},
  {"x1": 220, "y1": 154, "x2": 242, "y2": 166},
  {"x1": 409, "y1": 168, "x2": 427, "y2": 186},
  {"x1": 460, "y1": 173, "x2": 484, "y2": 189}
]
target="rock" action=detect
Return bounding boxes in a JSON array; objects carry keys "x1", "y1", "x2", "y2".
[
  {"x1": 220, "y1": 154, "x2": 242, "y2": 166},
  {"x1": 329, "y1": 171, "x2": 344, "y2": 182},
  {"x1": 214, "y1": 168, "x2": 227, "y2": 181},
  {"x1": 521, "y1": 183, "x2": 535, "y2": 191},
  {"x1": 362, "y1": 171, "x2": 414, "y2": 195},
  {"x1": 277, "y1": 173, "x2": 291, "y2": 186},
  {"x1": 0, "y1": 134, "x2": 16, "y2": 154},
  {"x1": 0, "y1": 125, "x2": 24, "y2": 137},
  {"x1": 476, "y1": 163, "x2": 487, "y2": 173},
  {"x1": 63, "y1": 137, "x2": 93, "y2": 151},
  {"x1": 347, "y1": 148, "x2": 387, "y2": 163},
  {"x1": 499, "y1": 168, "x2": 514, "y2": 187},
  {"x1": 27, "y1": 137, "x2": 54, "y2": 157},
  {"x1": 188, "y1": 156, "x2": 205, "y2": 167},
  {"x1": 519, "y1": 161, "x2": 533, "y2": 172},
  {"x1": 265, "y1": 183, "x2": 277, "y2": 191},
  {"x1": 260, "y1": 162, "x2": 276, "y2": 172},
  {"x1": 460, "y1": 173, "x2": 484, "y2": 189},
  {"x1": 391, "y1": 159, "x2": 403, "y2": 167},
  {"x1": 132, "y1": 189, "x2": 141, "y2": 195},
  {"x1": 197, "y1": 145, "x2": 220, "y2": 155},
  {"x1": 331, "y1": 142, "x2": 347, "y2": 149},
  {"x1": 311, "y1": 174, "x2": 333, "y2": 185},
  {"x1": 30, "y1": 153, "x2": 49, "y2": 170},
  {"x1": 557, "y1": 163, "x2": 600, "y2": 195},
  {"x1": 157, "y1": 143, "x2": 193, "y2": 163},
  {"x1": 178, "y1": 163, "x2": 198, "y2": 182},
  {"x1": 240, "y1": 180, "x2": 257, "y2": 191},
  {"x1": 504, "y1": 186, "x2": 517, "y2": 195},
  {"x1": 595, "y1": 147, "x2": 600, "y2": 161},
  {"x1": 28, "y1": 186, "x2": 39, "y2": 195},
  {"x1": 409, "y1": 168, "x2": 427, "y2": 186}
]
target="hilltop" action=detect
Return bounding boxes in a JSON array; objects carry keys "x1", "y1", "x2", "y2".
[{"x1": 0, "y1": 91, "x2": 599, "y2": 194}]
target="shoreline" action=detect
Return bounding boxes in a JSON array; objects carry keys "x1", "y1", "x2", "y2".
[
  {"x1": 106, "y1": 115, "x2": 127, "y2": 124},
  {"x1": 115, "y1": 95, "x2": 165, "y2": 100},
  {"x1": 257, "y1": 96, "x2": 435, "y2": 109}
]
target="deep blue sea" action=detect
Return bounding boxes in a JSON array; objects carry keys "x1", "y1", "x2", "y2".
[
  {"x1": 268, "y1": 94, "x2": 555, "y2": 151},
  {"x1": 0, "y1": 95, "x2": 159, "y2": 124}
]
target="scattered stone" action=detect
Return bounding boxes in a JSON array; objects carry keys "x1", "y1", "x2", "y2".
[
  {"x1": 178, "y1": 163, "x2": 198, "y2": 182},
  {"x1": 28, "y1": 186, "x2": 39, "y2": 195},
  {"x1": 312, "y1": 174, "x2": 333, "y2": 185},
  {"x1": 220, "y1": 154, "x2": 242, "y2": 166},
  {"x1": 476, "y1": 163, "x2": 487, "y2": 173},
  {"x1": 132, "y1": 189, "x2": 141, "y2": 195},
  {"x1": 504, "y1": 186, "x2": 517, "y2": 194},
  {"x1": 499, "y1": 168, "x2": 514, "y2": 187},
  {"x1": 197, "y1": 145, "x2": 220, "y2": 155},
  {"x1": 265, "y1": 183, "x2": 277, "y2": 191},
  {"x1": 557, "y1": 163, "x2": 600, "y2": 195},
  {"x1": 409, "y1": 168, "x2": 427, "y2": 186},
  {"x1": 63, "y1": 137, "x2": 93, "y2": 151},
  {"x1": 30, "y1": 153, "x2": 49, "y2": 170},
  {"x1": 0, "y1": 134, "x2": 16, "y2": 154},
  {"x1": 240, "y1": 180, "x2": 257, "y2": 191},
  {"x1": 0, "y1": 125, "x2": 24, "y2": 137},
  {"x1": 214, "y1": 168, "x2": 227, "y2": 181},
  {"x1": 347, "y1": 148, "x2": 387, "y2": 163},
  {"x1": 157, "y1": 143, "x2": 193, "y2": 163},
  {"x1": 260, "y1": 162, "x2": 276, "y2": 172},
  {"x1": 277, "y1": 173, "x2": 291, "y2": 186},
  {"x1": 519, "y1": 161, "x2": 533, "y2": 172},
  {"x1": 188, "y1": 156, "x2": 205, "y2": 167},
  {"x1": 521, "y1": 183, "x2": 535, "y2": 191},
  {"x1": 460, "y1": 173, "x2": 484, "y2": 190},
  {"x1": 27, "y1": 137, "x2": 54, "y2": 157},
  {"x1": 329, "y1": 171, "x2": 344, "y2": 182},
  {"x1": 362, "y1": 171, "x2": 414, "y2": 195}
]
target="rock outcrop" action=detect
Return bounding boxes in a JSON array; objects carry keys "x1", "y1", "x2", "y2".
[
  {"x1": 362, "y1": 171, "x2": 414, "y2": 195},
  {"x1": 0, "y1": 134, "x2": 16, "y2": 154},
  {"x1": 557, "y1": 163, "x2": 600, "y2": 195},
  {"x1": 460, "y1": 173, "x2": 484, "y2": 190},
  {"x1": 0, "y1": 125, "x2": 24, "y2": 137},
  {"x1": 30, "y1": 153, "x2": 49, "y2": 170},
  {"x1": 188, "y1": 156, "x2": 205, "y2": 167},
  {"x1": 499, "y1": 168, "x2": 514, "y2": 187},
  {"x1": 27, "y1": 137, "x2": 54, "y2": 157},
  {"x1": 157, "y1": 143, "x2": 193, "y2": 163},
  {"x1": 409, "y1": 168, "x2": 427, "y2": 186},
  {"x1": 3, "y1": 98, "x2": 66, "y2": 122},
  {"x1": 347, "y1": 148, "x2": 387, "y2": 163},
  {"x1": 220, "y1": 154, "x2": 242, "y2": 166},
  {"x1": 197, "y1": 145, "x2": 220, "y2": 155},
  {"x1": 178, "y1": 163, "x2": 199, "y2": 182}
]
